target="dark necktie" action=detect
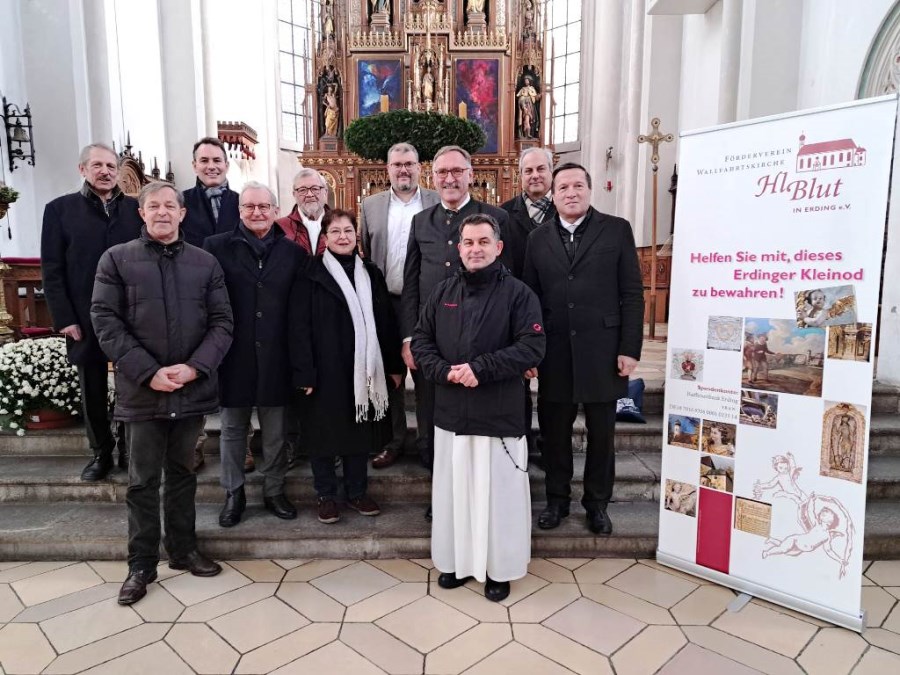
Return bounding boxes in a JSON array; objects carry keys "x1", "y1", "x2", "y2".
[{"x1": 206, "y1": 187, "x2": 224, "y2": 222}]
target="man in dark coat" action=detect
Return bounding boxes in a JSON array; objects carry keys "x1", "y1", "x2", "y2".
[
  {"x1": 181, "y1": 137, "x2": 243, "y2": 471},
  {"x1": 181, "y1": 137, "x2": 240, "y2": 247},
  {"x1": 40, "y1": 143, "x2": 143, "y2": 481},
  {"x1": 360, "y1": 142, "x2": 440, "y2": 469},
  {"x1": 92, "y1": 182, "x2": 233, "y2": 606},
  {"x1": 500, "y1": 146, "x2": 556, "y2": 279},
  {"x1": 412, "y1": 213, "x2": 544, "y2": 602},
  {"x1": 401, "y1": 145, "x2": 510, "y2": 488},
  {"x1": 522, "y1": 162, "x2": 643, "y2": 536},
  {"x1": 204, "y1": 181, "x2": 309, "y2": 527},
  {"x1": 501, "y1": 146, "x2": 556, "y2": 456}
]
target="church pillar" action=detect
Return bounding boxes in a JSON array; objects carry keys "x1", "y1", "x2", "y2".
[
  {"x1": 81, "y1": 0, "x2": 114, "y2": 145},
  {"x1": 717, "y1": 0, "x2": 742, "y2": 123},
  {"x1": 158, "y1": 0, "x2": 207, "y2": 188}
]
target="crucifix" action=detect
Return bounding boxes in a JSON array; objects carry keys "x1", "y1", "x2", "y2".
[{"x1": 638, "y1": 117, "x2": 674, "y2": 340}]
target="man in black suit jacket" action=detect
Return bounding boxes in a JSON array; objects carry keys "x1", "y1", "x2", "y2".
[
  {"x1": 401, "y1": 146, "x2": 509, "y2": 486},
  {"x1": 181, "y1": 137, "x2": 241, "y2": 248},
  {"x1": 522, "y1": 162, "x2": 644, "y2": 536},
  {"x1": 41, "y1": 143, "x2": 143, "y2": 481},
  {"x1": 180, "y1": 137, "x2": 243, "y2": 470},
  {"x1": 500, "y1": 146, "x2": 556, "y2": 279}
]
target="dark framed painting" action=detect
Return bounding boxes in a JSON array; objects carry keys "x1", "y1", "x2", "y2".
[
  {"x1": 454, "y1": 58, "x2": 499, "y2": 153},
  {"x1": 357, "y1": 59, "x2": 403, "y2": 117}
]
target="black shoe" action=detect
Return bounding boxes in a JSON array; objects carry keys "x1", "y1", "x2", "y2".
[
  {"x1": 117, "y1": 450, "x2": 129, "y2": 471},
  {"x1": 264, "y1": 494, "x2": 298, "y2": 520},
  {"x1": 438, "y1": 572, "x2": 472, "y2": 589},
  {"x1": 118, "y1": 568, "x2": 158, "y2": 605},
  {"x1": 219, "y1": 487, "x2": 246, "y2": 527},
  {"x1": 537, "y1": 503, "x2": 569, "y2": 530},
  {"x1": 424, "y1": 505, "x2": 432, "y2": 522},
  {"x1": 485, "y1": 577, "x2": 510, "y2": 602},
  {"x1": 81, "y1": 452, "x2": 114, "y2": 482},
  {"x1": 168, "y1": 551, "x2": 222, "y2": 577},
  {"x1": 586, "y1": 506, "x2": 613, "y2": 536}
]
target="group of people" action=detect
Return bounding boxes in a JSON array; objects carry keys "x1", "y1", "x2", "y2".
[{"x1": 40, "y1": 138, "x2": 643, "y2": 606}]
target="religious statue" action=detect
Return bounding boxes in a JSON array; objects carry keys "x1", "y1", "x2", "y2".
[
  {"x1": 829, "y1": 413, "x2": 857, "y2": 472},
  {"x1": 467, "y1": 0, "x2": 486, "y2": 13},
  {"x1": 323, "y1": 85, "x2": 340, "y2": 137},
  {"x1": 422, "y1": 64, "x2": 435, "y2": 111},
  {"x1": 516, "y1": 74, "x2": 540, "y2": 139},
  {"x1": 522, "y1": 0, "x2": 537, "y2": 40},
  {"x1": 371, "y1": 0, "x2": 390, "y2": 15},
  {"x1": 323, "y1": 0, "x2": 335, "y2": 37}
]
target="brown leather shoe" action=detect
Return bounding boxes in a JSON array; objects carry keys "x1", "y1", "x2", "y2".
[
  {"x1": 244, "y1": 448, "x2": 255, "y2": 473},
  {"x1": 118, "y1": 568, "x2": 157, "y2": 605},
  {"x1": 317, "y1": 497, "x2": 340, "y2": 523},
  {"x1": 348, "y1": 494, "x2": 381, "y2": 516},
  {"x1": 371, "y1": 446, "x2": 402, "y2": 469}
]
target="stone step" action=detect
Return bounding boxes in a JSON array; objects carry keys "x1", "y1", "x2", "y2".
[
  {"x1": 2, "y1": 499, "x2": 900, "y2": 560},
  {"x1": 7, "y1": 408, "x2": 900, "y2": 457},
  {"x1": 0, "y1": 453, "x2": 662, "y2": 504}
]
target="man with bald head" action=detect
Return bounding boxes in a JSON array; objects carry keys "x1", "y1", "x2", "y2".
[{"x1": 41, "y1": 143, "x2": 143, "y2": 481}]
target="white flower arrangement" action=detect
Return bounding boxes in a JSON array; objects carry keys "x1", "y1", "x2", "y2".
[{"x1": 0, "y1": 337, "x2": 81, "y2": 435}]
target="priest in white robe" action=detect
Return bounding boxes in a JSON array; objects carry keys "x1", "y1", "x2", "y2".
[{"x1": 411, "y1": 213, "x2": 545, "y2": 601}]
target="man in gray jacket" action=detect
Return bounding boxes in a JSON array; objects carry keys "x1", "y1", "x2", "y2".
[
  {"x1": 360, "y1": 143, "x2": 439, "y2": 469},
  {"x1": 92, "y1": 182, "x2": 233, "y2": 606}
]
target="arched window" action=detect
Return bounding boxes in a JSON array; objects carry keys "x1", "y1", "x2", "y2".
[
  {"x1": 547, "y1": 0, "x2": 582, "y2": 145},
  {"x1": 278, "y1": 0, "x2": 317, "y2": 146}
]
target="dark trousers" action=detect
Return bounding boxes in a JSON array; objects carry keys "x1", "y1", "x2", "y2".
[
  {"x1": 78, "y1": 362, "x2": 115, "y2": 454},
  {"x1": 125, "y1": 416, "x2": 204, "y2": 572},
  {"x1": 411, "y1": 368, "x2": 435, "y2": 470},
  {"x1": 386, "y1": 295, "x2": 408, "y2": 452},
  {"x1": 310, "y1": 454, "x2": 368, "y2": 500},
  {"x1": 539, "y1": 399, "x2": 616, "y2": 509}
]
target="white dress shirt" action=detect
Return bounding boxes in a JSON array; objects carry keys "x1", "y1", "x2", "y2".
[
  {"x1": 559, "y1": 213, "x2": 587, "y2": 235},
  {"x1": 385, "y1": 188, "x2": 424, "y2": 295}
]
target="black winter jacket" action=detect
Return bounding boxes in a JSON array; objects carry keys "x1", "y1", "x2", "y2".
[
  {"x1": 203, "y1": 226, "x2": 309, "y2": 407},
  {"x1": 90, "y1": 230, "x2": 234, "y2": 422},
  {"x1": 411, "y1": 260, "x2": 545, "y2": 438},
  {"x1": 40, "y1": 185, "x2": 143, "y2": 364}
]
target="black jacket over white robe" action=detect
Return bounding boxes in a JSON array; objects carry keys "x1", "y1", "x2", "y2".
[{"x1": 411, "y1": 260, "x2": 545, "y2": 439}]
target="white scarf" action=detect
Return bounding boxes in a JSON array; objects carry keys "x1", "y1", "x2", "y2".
[{"x1": 322, "y1": 250, "x2": 389, "y2": 422}]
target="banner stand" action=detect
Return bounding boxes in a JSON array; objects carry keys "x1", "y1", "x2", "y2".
[{"x1": 657, "y1": 552, "x2": 866, "y2": 632}]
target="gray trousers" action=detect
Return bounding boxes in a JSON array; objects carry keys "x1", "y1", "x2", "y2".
[{"x1": 220, "y1": 406, "x2": 287, "y2": 497}]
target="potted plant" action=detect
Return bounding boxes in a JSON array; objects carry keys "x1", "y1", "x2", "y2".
[
  {"x1": 0, "y1": 184, "x2": 19, "y2": 220},
  {"x1": 344, "y1": 110, "x2": 487, "y2": 162},
  {"x1": 0, "y1": 337, "x2": 81, "y2": 434}
]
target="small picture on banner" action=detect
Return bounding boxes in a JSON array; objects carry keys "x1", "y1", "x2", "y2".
[
  {"x1": 739, "y1": 389, "x2": 778, "y2": 428},
  {"x1": 707, "y1": 316, "x2": 744, "y2": 351},
  {"x1": 827, "y1": 323, "x2": 873, "y2": 362},
  {"x1": 700, "y1": 454, "x2": 735, "y2": 493},
  {"x1": 794, "y1": 285, "x2": 857, "y2": 328},
  {"x1": 671, "y1": 348, "x2": 703, "y2": 381},
  {"x1": 701, "y1": 420, "x2": 737, "y2": 457},
  {"x1": 820, "y1": 401, "x2": 867, "y2": 484},
  {"x1": 667, "y1": 415, "x2": 700, "y2": 449},
  {"x1": 664, "y1": 480, "x2": 697, "y2": 517},
  {"x1": 742, "y1": 319, "x2": 825, "y2": 397},
  {"x1": 734, "y1": 497, "x2": 772, "y2": 537}
]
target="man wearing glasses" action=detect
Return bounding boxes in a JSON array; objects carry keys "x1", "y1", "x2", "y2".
[
  {"x1": 360, "y1": 143, "x2": 439, "y2": 469},
  {"x1": 401, "y1": 145, "x2": 509, "y2": 518},
  {"x1": 204, "y1": 182, "x2": 309, "y2": 527},
  {"x1": 276, "y1": 168, "x2": 329, "y2": 255}
]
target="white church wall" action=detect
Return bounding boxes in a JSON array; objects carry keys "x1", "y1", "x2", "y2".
[{"x1": 677, "y1": 0, "x2": 723, "y2": 131}]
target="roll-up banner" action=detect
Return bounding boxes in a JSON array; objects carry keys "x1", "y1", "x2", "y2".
[{"x1": 656, "y1": 95, "x2": 898, "y2": 632}]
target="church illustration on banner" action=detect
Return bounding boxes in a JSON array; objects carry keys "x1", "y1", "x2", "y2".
[{"x1": 796, "y1": 133, "x2": 867, "y2": 172}]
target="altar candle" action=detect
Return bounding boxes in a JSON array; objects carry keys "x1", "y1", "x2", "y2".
[
  {"x1": 459, "y1": 102, "x2": 467, "y2": 119},
  {"x1": 380, "y1": 94, "x2": 389, "y2": 113}
]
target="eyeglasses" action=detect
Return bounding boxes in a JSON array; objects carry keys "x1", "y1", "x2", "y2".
[
  {"x1": 240, "y1": 204, "x2": 272, "y2": 214},
  {"x1": 389, "y1": 162, "x2": 417, "y2": 171},
  {"x1": 434, "y1": 168, "x2": 469, "y2": 179},
  {"x1": 326, "y1": 227, "x2": 356, "y2": 237},
  {"x1": 294, "y1": 186, "x2": 325, "y2": 195}
]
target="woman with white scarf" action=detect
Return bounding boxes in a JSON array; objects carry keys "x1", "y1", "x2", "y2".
[{"x1": 294, "y1": 209, "x2": 403, "y2": 523}]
